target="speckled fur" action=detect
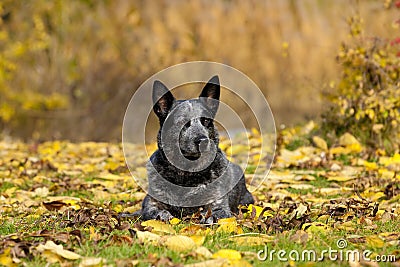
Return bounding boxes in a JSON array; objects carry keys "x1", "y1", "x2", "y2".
[{"x1": 141, "y1": 76, "x2": 254, "y2": 222}]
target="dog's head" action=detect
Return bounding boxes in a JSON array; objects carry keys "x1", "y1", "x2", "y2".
[{"x1": 152, "y1": 76, "x2": 220, "y2": 161}]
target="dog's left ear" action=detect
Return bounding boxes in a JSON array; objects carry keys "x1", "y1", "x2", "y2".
[
  {"x1": 153, "y1": 80, "x2": 175, "y2": 120},
  {"x1": 199, "y1": 75, "x2": 220, "y2": 116}
]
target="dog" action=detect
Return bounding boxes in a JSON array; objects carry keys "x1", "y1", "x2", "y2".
[{"x1": 141, "y1": 75, "x2": 254, "y2": 223}]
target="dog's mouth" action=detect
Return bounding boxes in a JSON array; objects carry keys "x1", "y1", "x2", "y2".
[
  {"x1": 180, "y1": 150, "x2": 201, "y2": 161},
  {"x1": 185, "y1": 155, "x2": 201, "y2": 161}
]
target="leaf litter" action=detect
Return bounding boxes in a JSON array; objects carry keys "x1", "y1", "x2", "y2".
[{"x1": 1, "y1": 126, "x2": 400, "y2": 266}]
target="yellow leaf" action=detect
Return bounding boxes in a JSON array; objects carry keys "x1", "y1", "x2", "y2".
[
  {"x1": 112, "y1": 204, "x2": 123, "y2": 213},
  {"x1": 164, "y1": 235, "x2": 197, "y2": 252},
  {"x1": 190, "y1": 235, "x2": 206, "y2": 246},
  {"x1": 378, "y1": 169, "x2": 395, "y2": 179},
  {"x1": 216, "y1": 217, "x2": 239, "y2": 233},
  {"x1": 141, "y1": 220, "x2": 176, "y2": 234},
  {"x1": 366, "y1": 235, "x2": 385, "y2": 248},
  {"x1": 302, "y1": 222, "x2": 328, "y2": 234},
  {"x1": 180, "y1": 225, "x2": 211, "y2": 237},
  {"x1": 251, "y1": 127, "x2": 260, "y2": 136},
  {"x1": 36, "y1": 240, "x2": 81, "y2": 260},
  {"x1": 228, "y1": 259, "x2": 252, "y2": 267},
  {"x1": 346, "y1": 143, "x2": 363, "y2": 153},
  {"x1": 327, "y1": 176, "x2": 355, "y2": 182},
  {"x1": 212, "y1": 249, "x2": 241, "y2": 260},
  {"x1": 170, "y1": 218, "x2": 181, "y2": 225},
  {"x1": 184, "y1": 259, "x2": 227, "y2": 267},
  {"x1": 247, "y1": 204, "x2": 264, "y2": 218},
  {"x1": 229, "y1": 145, "x2": 248, "y2": 155},
  {"x1": 336, "y1": 221, "x2": 356, "y2": 231},
  {"x1": 312, "y1": 136, "x2": 328, "y2": 150},
  {"x1": 194, "y1": 246, "x2": 213, "y2": 259},
  {"x1": 96, "y1": 172, "x2": 124, "y2": 180},
  {"x1": 136, "y1": 230, "x2": 161, "y2": 245},
  {"x1": 79, "y1": 257, "x2": 107, "y2": 267},
  {"x1": 292, "y1": 203, "x2": 308, "y2": 219},
  {"x1": 289, "y1": 184, "x2": 314, "y2": 190},
  {"x1": 41, "y1": 250, "x2": 61, "y2": 263},
  {"x1": 104, "y1": 161, "x2": 120, "y2": 171},
  {"x1": 363, "y1": 161, "x2": 377, "y2": 170},
  {"x1": 0, "y1": 248, "x2": 16, "y2": 267},
  {"x1": 339, "y1": 133, "x2": 360, "y2": 146},
  {"x1": 228, "y1": 234, "x2": 274, "y2": 246},
  {"x1": 330, "y1": 146, "x2": 351, "y2": 155},
  {"x1": 370, "y1": 192, "x2": 386, "y2": 202}
]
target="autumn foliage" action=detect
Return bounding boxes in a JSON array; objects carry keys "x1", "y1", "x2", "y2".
[
  {"x1": 323, "y1": 8, "x2": 400, "y2": 152},
  {"x1": 0, "y1": 1, "x2": 398, "y2": 141}
]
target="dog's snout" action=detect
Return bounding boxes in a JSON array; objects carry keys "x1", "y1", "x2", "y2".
[
  {"x1": 194, "y1": 135, "x2": 208, "y2": 145},
  {"x1": 194, "y1": 135, "x2": 209, "y2": 152}
]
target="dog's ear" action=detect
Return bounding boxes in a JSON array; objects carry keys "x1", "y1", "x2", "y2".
[
  {"x1": 199, "y1": 75, "x2": 220, "y2": 116},
  {"x1": 153, "y1": 80, "x2": 175, "y2": 119}
]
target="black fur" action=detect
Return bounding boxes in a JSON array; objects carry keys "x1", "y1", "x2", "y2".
[{"x1": 140, "y1": 75, "x2": 254, "y2": 223}]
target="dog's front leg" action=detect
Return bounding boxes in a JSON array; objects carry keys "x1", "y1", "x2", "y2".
[
  {"x1": 141, "y1": 195, "x2": 174, "y2": 222},
  {"x1": 202, "y1": 197, "x2": 232, "y2": 224}
]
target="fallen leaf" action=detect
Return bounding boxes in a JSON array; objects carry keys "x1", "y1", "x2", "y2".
[
  {"x1": 366, "y1": 235, "x2": 385, "y2": 248},
  {"x1": 212, "y1": 249, "x2": 241, "y2": 260},
  {"x1": 36, "y1": 240, "x2": 81, "y2": 261},
  {"x1": 312, "y1": 136, "x2": 328, "y2": 150},
  {"x1": 216, "y1": 217, "x2": 241, "y2": 234},
  {"x1": 170, "y1": 218, "x2": 181, "y2": 225},
  {"x1": 327, "y1": 176, "x2": 355, "y2": 182},
  {"x1": 190, "y1": 235, "x2": 206, "y2": 246},
  {"x1": 292, "y1": 203, "x2": 308, "y2": 219},
  {"x1": 79, "y1": 257, "x2": 107, "y2": 267},
  {"x1": 141, "y1": 220, "x2": 176, "y2": 234},
  {"x1": 194, "y1": 246, "x2": 213, "y2": 259},
  {"x1": 0, "y1": 248, "x2": 17, "y2": 267},
  {"x1": 136, "y1": 230, "x2": 161, "y2": 245},
  {"x1": 184, "y1": 259, "x2": 227, "y2": 267},
  {"x1": 228, "y1": 259, "x2": 253, "y2": 267},
  {"x1": 228, "y1": 234, "x2": 274, "y2": 246},
  {"x1": 339, "y1": 133, "x2": 360, "y2": 146},
  {"x1": 164, "y1": 235, "x2": 197, "y2": 252}
]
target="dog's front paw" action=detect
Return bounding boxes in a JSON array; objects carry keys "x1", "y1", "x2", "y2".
[
  {"x1": 201, "y1": 209, "x2": 232, "y2": 224},
  {"x1": 156, "y1": 210, "x2": 174, "y2": 222}
]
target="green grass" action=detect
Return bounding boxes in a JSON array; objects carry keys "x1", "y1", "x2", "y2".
[
  {"x1": 0, "y1": 221, "x2": 16, "y2": 235},
  {"x1": 5, "y1": 214, "x2": 399, "y2": 267},
  {"x1": 285, "y1": 138, "x2": 310, "y2": 151}
]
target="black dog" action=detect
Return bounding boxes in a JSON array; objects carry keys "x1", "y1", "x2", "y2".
[{"x1": 141, "y1": 75, "x2": 254, "y2": 222}]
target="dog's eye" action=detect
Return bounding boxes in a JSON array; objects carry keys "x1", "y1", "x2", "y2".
[
  {"x1": 184, "y1": 120, "x2": 191, "y2": 127},
  {"x1": 200, "y1": 117, "x2": 211, "y2": 126}
]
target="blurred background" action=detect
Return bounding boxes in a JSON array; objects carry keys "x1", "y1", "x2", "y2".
[{"x1": 0, "y1": 0, "x2": 397, "y2": 141}]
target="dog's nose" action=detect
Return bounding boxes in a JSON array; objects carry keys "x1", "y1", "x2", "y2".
[{"x1": 194, "y1": 135, "x2": 209, "y2": 151}]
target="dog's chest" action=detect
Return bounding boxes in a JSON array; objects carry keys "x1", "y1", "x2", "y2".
[{"x1": 159, "y1": 166, "x2": 217, "y2": 187}]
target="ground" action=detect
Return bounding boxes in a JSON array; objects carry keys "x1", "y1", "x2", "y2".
[{"x1": 0, "y1": 123, "x2": 400, "y2": 267}]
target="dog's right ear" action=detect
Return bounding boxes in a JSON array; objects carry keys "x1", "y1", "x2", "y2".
[{"x1": 153, "y1": 80, "x2": 175, "y2": 119}]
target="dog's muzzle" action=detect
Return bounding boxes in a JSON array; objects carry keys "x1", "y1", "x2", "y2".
[{"x1": 194, "y1": 135, "x2": 209, "y2": 153}]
